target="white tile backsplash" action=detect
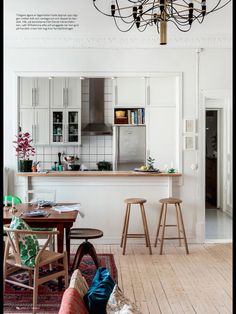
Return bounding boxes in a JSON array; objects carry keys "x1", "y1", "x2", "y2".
[{"x1": 89, "y1": 146, "x2": 97, "y2": 154}]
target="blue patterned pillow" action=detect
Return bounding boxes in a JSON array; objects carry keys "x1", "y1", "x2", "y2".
[
  {"x1": 83, "y1": 267, "x2": 115, "y2": 314},
  {"x1": 9, "y1": 216, "x2": 40, "y2": 267}
]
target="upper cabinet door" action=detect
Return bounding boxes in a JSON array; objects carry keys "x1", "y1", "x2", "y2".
[
  {"x1": 19, "y1": 109, "x2": 35, "y2": 142},
  {"x1": 67, "y1": 78, "x2": 81, "y2": 108},
  {"x1": 147, "y1": 76, "x2": 177, "y2": 107},
  {"x1": 51, "y1": 77, "x2": 66, "y2": 108},
  {"x1": 114, "y1": 77, "x2": 146, "y2": 107},
  {"x1": 34, "y1": 109, "x2": 50, "y2": 145},
  {"x1": 19, "y1": 78, "x2": 36, "y2": 108},
  {"x1": 35, "y1": 78, "x2": 50, "y2": 108},
  {"x1": 51, "y1": 77, "x2": 81, "y2": 109},
  {"x1": 19, "y1": 77, "x2": 49, "y2": 109}
]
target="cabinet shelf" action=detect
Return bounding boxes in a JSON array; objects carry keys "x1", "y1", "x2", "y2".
[{"x1": 114, "y1": 108, "x2": 145, "y2": 125}]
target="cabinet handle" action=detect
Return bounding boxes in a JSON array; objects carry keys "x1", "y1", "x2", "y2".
[
  {"x1": 66, "y1": 88, "x2": 69, "y2": 107},
  {"x1": 32, "y1": 89, "x2": 34, "y2": 106},
  {"x1": 147, "y1": 85, "x2": 150, "y2": 106},
  {"x1": 34, "y1": 124, "x2": 38, "y2": 143},
  {"x1": 115, "y1": 85, "x2": 118, "y2": 105},
  {"x1": 63, "y1": 88, "x2": 65, "y2": 107},
  {"x1": 64, "y1": 124, "x2": 67, "y2": 142},
  {"x1": 34, "y1": 88, "x2": 37, "y2": 106}
]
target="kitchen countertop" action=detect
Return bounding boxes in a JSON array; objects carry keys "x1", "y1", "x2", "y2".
[{"x1": 16, "y1": 171, "x2": 181, "y2": 177}]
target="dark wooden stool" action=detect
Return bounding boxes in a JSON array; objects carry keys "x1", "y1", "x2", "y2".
[
  {"x1": 69, "y1": 228, "x2": 103, "y2": 271},
  {"x1": 120, "y1": 198, "x2": 152, "y2": 255},
  {"x1": 154, "y1": 197, "x2": 189, "y2": 255}
]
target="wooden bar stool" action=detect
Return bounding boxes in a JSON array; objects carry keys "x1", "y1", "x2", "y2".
[
  {"x1": 154, "y1": 197, "x2": 189, "y2": 255},
  {"x1": 68, "y1": 228, "x2": 103, "y2": 272},
  {"x1": 120, "y1": 198, "x2": 152, "y2": 255}
]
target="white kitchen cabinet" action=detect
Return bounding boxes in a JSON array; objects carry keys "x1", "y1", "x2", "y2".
[
  {"x1": 19, "y1": 77, "x2": 49, "y2": 109},
  {"x1": 19, "y1": 108, "x2": 50, "y2": 145},
  {"x1": 51, "y1": 109, "x2": 81, "y2": 145},
  {"x1": 113, "y1": 77, "x2": 146, "y2": 108},
  {"x1": 146, "y1": 107, "x2": 176, "y2": 170},
  {"x1": 146, "y1": 74, "x2": 182, "y2": 171},
  {"x1": 51, "y1": 77, "x2": 81, "y2": 109},
  {"x1": 147, "y1": 76, "x2": 177, "y2": 107}
]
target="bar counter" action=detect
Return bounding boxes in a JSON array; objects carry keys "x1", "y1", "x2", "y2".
[
  {"x1": 16, "y1": 170, "x2": 181, "y2": 177},
  {"x1": 15, "y1": 170, "x2": 183, "y2": 244}
]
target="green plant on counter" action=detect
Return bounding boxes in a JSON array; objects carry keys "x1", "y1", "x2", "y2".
[{"x1": 147, "y1": 156, "x2": 155, "y2": 170}]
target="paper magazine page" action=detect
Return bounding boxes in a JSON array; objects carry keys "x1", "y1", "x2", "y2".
[{"x1": 52, "y1": 204, "x2": 85, "y2": 217}]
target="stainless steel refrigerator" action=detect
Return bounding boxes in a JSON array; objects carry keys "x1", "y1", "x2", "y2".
[{"x1": 113, "y1": 125, "x2": 146, "y2": 170}]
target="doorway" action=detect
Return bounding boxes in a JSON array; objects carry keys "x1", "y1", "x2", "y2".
[
  {"x1": 205, "y1": 110, "x2": 218, "y2": 209},
  {"x1": 205, "y1": 109, "x2": 232, "y2": 241}
]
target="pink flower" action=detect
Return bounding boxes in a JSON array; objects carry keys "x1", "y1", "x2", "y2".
[{"x1": 13, "y1": 132, "x2": 36, "y2": 160}]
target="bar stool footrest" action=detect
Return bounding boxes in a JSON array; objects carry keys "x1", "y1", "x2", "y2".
[{"x1": 127, "y1": 234, "x2": 146, "y2": 238}]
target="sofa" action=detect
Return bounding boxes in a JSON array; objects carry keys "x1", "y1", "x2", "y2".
[{"x1": 58, "y1": 268, "x2": 142, "y2": 314}]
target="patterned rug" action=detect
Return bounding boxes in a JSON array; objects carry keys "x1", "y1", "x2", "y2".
[{"x1": 4, "y1": 253, "x2": 117, "y2": 313}]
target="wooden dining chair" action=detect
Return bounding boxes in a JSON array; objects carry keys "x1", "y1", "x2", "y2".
[
  {"x1": 3, "y1": 224, "x2": 68, "y2": 314},
  {"x1": 27, "y1": 189, "x2": 57, "y2": 251}
]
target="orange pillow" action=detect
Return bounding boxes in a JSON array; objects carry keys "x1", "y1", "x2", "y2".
[{"x1": 58, "y1": 288, "x2": 89, "y2": 314}]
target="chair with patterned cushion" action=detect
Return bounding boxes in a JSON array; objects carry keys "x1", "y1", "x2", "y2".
[
  {"x1": 27, "y1": 189, "x2": 56, "y2": 250},
  {"x1": 3, "y1": 196, "x2": 23, "y2": 256},
  {"x1": 3, "y1": 216, "x2": 68, "y2": 314}
]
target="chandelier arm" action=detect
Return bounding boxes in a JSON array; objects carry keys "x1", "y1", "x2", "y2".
[
  {"x1": 113, "y1": 17, "x2": 137, "y2": 32},
  {"x1": 92, "y1": 1, "x2": 116, "y2": 17},
  {"x1": 168, "y1": 19, "x2": 192, "y2": 32},
  {"x1": 206, "y1": 0, "x2": 231, "y2": 14}
]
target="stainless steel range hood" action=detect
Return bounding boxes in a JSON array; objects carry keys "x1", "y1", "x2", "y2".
[{"x1": 82, "y1": 78, "x2": 113, "y2": 135}]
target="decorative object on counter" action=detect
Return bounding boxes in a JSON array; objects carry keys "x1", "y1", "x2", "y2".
[
  {"x1": 97, "y1": 160, "x2": 112, "y2": 171},
  {"x1": 92, "y1": 0, "x2": 231, "y2": 45},
  {"x1": 168, "y1": 168, "x2": 176, "y2": 173},
  {"x1": 63, "y1": 155, "x2": 80, "y2": 170},
  {"x1": 147, "y1": 156, "x2": 155, "y2": 170},
  {"x1": 69, "y1": 164, "x2": 81, "y2": 171},
  {"x1": 58, "y1": 152, "x2": 62, "y2": 165},
  {"x1": 13, "y1": 132, "x2": 36, "y2": 172},
  {"x1": 58, "y1": 165, "x2": 64, "y2": 171},
  {"x1": 134, "y1": 156, "x2": 161, "y2": 172},
  {"x1": 32, "y1": 161, "x2": 39, "y2": 172}
]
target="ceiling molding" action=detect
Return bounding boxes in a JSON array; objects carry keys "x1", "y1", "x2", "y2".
[{"x1": 5, "y1": 34, "x2": 232, "y2": 49}]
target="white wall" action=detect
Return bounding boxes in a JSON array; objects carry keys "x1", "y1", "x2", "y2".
[{"x1": 4, "y1": 0, "x2": 232, "y2": 243}]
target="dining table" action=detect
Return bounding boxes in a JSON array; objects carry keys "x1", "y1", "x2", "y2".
[{"x1": 3, "y1": 203, "x2": 79, "y2": 264}]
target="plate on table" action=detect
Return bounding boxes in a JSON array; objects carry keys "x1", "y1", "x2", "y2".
[
  {"x1": 134, "y1": 168, "x2": 161, "y2": 173},
  {"x1": 22, "y1": 210, "x2": 49, "y2": 217}
]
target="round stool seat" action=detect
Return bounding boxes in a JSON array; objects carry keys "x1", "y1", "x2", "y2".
[
  {"x1": 159, "y1": 197, "x2": 182, "y2": 204},
  {"x1": 70, "y1": 228, "x2": 103, "y2": 271},
  {"x1": 125, "y1": 198, "x2": 147, "y2": 204},
  {"x1": 69, "y1": 228, "x2": 103, "y2": 240}
]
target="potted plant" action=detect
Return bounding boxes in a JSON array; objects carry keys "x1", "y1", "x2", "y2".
[{"x1": 13, "y1": 132, "x2": 36, "y2": 172}]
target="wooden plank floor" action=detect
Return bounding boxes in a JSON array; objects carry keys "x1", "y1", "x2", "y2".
[{"x1": 71, "y1": 243, "x2": 232, "y2": 314}]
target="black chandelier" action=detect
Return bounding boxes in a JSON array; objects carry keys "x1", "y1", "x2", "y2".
[{"x1": 92, "y1": 0, "x2": 231, "y2": 45}]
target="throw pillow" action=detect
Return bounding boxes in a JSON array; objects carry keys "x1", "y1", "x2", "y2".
[
  {"x1": 58, "y1": 288, "x2": 89, "y2": 314},
  {"x1": 83, "y1": 267, "x2": 115, "y2": 314},
  {"x1": 9, "y1": 216, "x2": 40, "y2": 267},
  {"x1": 107, "y1": 284, "x2": 142, "y2": 314},
  {"x1": 69, "y1": 269, "x2": 89, "y2": 297}
]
